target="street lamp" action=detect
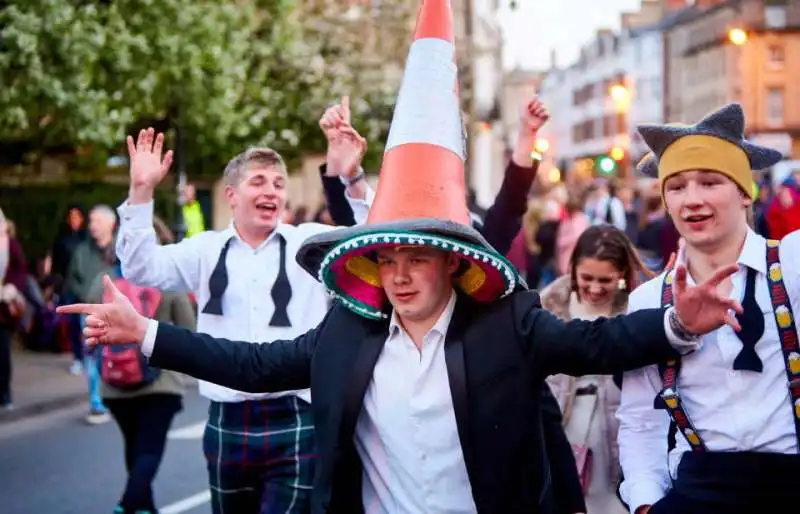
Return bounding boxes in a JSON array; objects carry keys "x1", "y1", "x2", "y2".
[{"x1": 729, "y1": 28, "x2": 748, "y2": 46}]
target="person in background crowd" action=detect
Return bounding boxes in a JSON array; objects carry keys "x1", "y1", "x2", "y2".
[
  {"x1": 0, "y1": 207, "x2": 28, "y2": 410},
  {"x1": 114, "y1": 121, "x2": 372, "y2": 514},
  {"x1": 586, "y1": 178, "x2": 626, "y2": 232},
  {"x1": 752, "y1": 179, "x2": 772, "y2": 237},
  {"x1": 617, "y1": 186, "x2": 640, "y2": 243},
  {"x1": 636, "y1": 192, "x2": 670, "y2": 273},
  {"x1": 542, "y1": 225, "x2": 652, "y2": 514},
  {"x1": 90, "y1": 216, "x2": 196, "y2": 514},
  {"x1": 765, "y1": 175, "x2": 800, "y2": 241},
  {"x1": 181, "y1": 183, "x2": 206, "y2": 238},
  {"x1": 66, "y1": 204, "x2": 118, "y2": 424},
  {"x1": 51, "y1": 204, "x2": 89, "y2": 375},
  {"x1": 556, "y1": 190, "x2": 590, "y2": 276}
]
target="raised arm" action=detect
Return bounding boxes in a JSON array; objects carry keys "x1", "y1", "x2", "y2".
[
  {"x1": 117, "y1": 127, "x2": 204, "y2": 292},
  {"x1": 481, "y1": 96, "x2": 549, "y2": 254},
  {"x1": 318, "y1": 96, "x2": 374, "y2": 225}
]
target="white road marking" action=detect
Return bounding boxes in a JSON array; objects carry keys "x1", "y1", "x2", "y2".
[
  {"x1": 167, "y1": 420, "x2": 205, "y2": 440},
  {"x1": 161, "y1": 490, "x2": 211, "y2": 514}
]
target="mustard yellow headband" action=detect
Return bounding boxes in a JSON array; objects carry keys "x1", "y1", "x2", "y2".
[{"x1": 659, "y1": 134, "x2": 754, "y2": 199}]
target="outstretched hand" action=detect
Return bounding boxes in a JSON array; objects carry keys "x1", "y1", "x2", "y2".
[
  {"x1": 672, "y1": 264, "x2": 743, "y2": 335},
  {"x1": 56, "y1": 275, "x2": 149, "y2": 347},
  {"x1": 128, "y1": 127, "x2": 173, "y2": 191}
]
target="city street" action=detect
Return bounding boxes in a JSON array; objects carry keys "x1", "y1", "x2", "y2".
[{"x1": 0, "y1": 389, "x2": 212, "y2": 514}]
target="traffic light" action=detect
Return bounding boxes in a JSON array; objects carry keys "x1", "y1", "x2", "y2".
[
  {"x1": 596, "y1": 155, "x2": 616, "y2": 174},
  {"x1": 534, "y1": 137, "x2": 550, "y2": 154},
  {"x1": 610, "y1": 146, "x2": 625, "y2": 161}
]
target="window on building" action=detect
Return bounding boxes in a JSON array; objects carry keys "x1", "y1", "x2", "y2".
[
  {"x1": 768, "y1": 44, "x2": 785, "y2": 68},
  {"x1": 766, "y1": 87, "x2": 785, "y2": 127},
  {"x1": 765, "y1": 4, "x2": 787, "y2": 29}
]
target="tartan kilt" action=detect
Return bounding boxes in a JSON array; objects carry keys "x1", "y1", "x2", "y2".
[{"x1": 203, "y1": 395, "x2": 316, "y2": 514}]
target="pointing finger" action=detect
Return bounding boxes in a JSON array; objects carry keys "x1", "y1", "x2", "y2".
[
  {"x1": 56, "y1": 303, "x2": 98, "y2": 315},
  {"x1": 342, "y1": 96, "x2": 350, "y2": 124},
  {"x1": 673, "y1": 265, "x2": 688, "y2": 297}
]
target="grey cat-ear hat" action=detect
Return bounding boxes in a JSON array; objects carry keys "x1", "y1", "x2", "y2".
[{"x1": 635, "y1": 103, "x2": 783, "y2": 197}]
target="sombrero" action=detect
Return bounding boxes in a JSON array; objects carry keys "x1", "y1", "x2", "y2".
[
  {"x1": 636, "y1": 103, "x2": 784, "y2": 198},
  {"x1": 296, "y1": 0, "x2": 524, "y2": 320}
]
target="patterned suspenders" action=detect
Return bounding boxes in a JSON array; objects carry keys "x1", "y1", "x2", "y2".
[
  {"x1": 765, "y1": 239, "x2": 800, "y2": 442},
  {"x1": 655, "y1": 239, "x2": 800, "y2": 450},
  {"x1": 656, "y1": 272, "x2": 707, "y2": 451}
]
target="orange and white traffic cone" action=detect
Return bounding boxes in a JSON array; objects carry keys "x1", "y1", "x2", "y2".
[{"x1": 366, "y1": 0, "x2": 470, "y2": 226}]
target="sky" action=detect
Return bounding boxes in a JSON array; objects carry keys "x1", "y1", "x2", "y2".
[{"x1": 497, "y1": 0, "x2": 643, "y2": 70}]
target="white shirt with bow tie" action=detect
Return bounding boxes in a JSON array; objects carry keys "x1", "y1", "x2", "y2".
[{"x1": 115, "y1": 193, "x2": 372, "y2": 403}]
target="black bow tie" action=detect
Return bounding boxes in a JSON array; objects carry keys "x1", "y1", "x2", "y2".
[
  {"x1": 733, "y1": 266, "x2": 765, "y2": 372},
  {"x1": 269, "y1": 235, "x2": 292, "y2": 327},
  {"x1": 202, "y1": 237, "x2": 233, "y2": 316},
  {"x1": 201, "y1": 234, "x2": 292, "y2": 328}
]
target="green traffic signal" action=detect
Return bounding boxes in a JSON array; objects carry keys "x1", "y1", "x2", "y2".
[{"x1": 597, "y1": 156, "x2": 616, "y2": 174}]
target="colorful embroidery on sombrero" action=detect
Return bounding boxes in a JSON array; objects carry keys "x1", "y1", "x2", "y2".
[{"x1": 319, "y1": 231, "x2": 518, "y2": 319}]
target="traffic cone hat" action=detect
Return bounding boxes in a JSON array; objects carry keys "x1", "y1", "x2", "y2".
[{"x1": 297, "y1": 0, "x2": 523, "y2": 320}]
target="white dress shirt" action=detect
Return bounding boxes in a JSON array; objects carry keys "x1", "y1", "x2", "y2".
[
  {"x1": 116, "y1": 191, "x2": 371, "y2": 403},
  {"x1": 354, "y1": 292, "x2": 477, "y2": 514},
  {"x1": 589, "y1": 194, "x2": 626, "y2": 232},
  {"x1": 617, "y1": 228, "x2": 800, "y2": 513}
]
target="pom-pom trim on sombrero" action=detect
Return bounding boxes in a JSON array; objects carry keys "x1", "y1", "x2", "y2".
[{"x1": 318, "y1": 230, "x2": 520, "y2": 320}]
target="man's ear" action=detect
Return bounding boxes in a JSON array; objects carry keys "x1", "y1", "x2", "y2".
[
  {"x1": 741, "y1": 189, "x2": 753, "y2": 208},
  {"x1": 447, "y1": 253, "x2": 461, "y2": 275}
]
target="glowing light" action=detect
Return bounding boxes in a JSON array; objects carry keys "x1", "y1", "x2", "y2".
[
  {"x1": 548, "y1": 167, "x2": 561, "y2": 183},
  {"x1": 534, "y1": 137, "x2": 550, "y2": 153},
  {"x1": 729, "y1": 28, "x2": 747, "y2": 46},
  {"x1": 610, "y1": 147, "x2": 625, "y2": 161}
]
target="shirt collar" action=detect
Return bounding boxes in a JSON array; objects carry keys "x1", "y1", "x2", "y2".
[
  {"x1": 674, "y1": 226, "x2": 767, "y2": 280},
  {"x1": 226, "y1": 221, "x2": 286, "y2": 251},
  {"x1": 389, "y1": 290, "x2": 458, "y2": 341}
]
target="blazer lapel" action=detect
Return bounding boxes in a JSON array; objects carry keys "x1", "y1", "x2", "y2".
[
  {"x1": 445, "y1": 299, "x2": 475, "y2": 474},
  {"x1": 340, "y1": 322, "x2": 388, "y2": 442}
]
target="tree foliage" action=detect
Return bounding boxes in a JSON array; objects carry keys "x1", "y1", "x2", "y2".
[{"x1": 0, "y1": 0, "x2": 415, "y2": 175}]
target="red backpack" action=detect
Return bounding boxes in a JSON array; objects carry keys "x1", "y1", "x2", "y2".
[{"x1": 99, "y1": 277, "x2": 163, "y2": 390}]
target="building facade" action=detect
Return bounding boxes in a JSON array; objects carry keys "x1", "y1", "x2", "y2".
[{"x1": 664, "y1": 0, "x2": 800, "y2": 158}]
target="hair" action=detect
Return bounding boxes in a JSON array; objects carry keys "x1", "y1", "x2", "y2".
[
  {"x1": 569, "y1": 225, "x2": 652, "y2": 297},
  {"x1": 522, "y1": 201, "x2": 545, "y2": 254},
  {"x1": 564, "y1": 187, "x2": 586, "y2": 215},
  {"x1": 223, "y1": 147, "x2": 287, "y2": 187},
  {"x1": 90, "y1": 204, "x2": 117, "y2": 223}
]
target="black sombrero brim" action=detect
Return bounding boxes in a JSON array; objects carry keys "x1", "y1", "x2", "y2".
[{"x1": 296, "y1": 218, "x2": 512, "y2": 280}]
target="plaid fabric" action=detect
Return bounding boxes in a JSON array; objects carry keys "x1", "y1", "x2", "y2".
[{"x1": 203, "y1": 396, "x2": 316, "y2": 514}]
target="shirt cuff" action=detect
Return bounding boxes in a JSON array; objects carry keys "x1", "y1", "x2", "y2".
[
  {"x1": 624, "y1": 482, "x2": 668, "y2": 514},
  {"x1": 664, "y1": 307, "x2": 700, "y2": 355},
  {"x1": 117, "y1": 200, "x2": 155, "y2": 230},
  {"x1": 141, "y1": 319, "x2": 159, "y2": 357}
]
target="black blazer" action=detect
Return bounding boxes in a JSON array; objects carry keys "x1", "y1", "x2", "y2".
[
  {"x1": 320, "y1": 160, "x2": 585, "y2": 513},
  {"x1": 150, "y1": 291, "x2": 678, "y2": 514}
]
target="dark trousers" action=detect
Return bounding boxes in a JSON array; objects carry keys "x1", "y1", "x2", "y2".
[
  {"x1": 203, "y1": 396, "x2": 316, "y2": 514},
  {"x1": 650, "y1": 451, "x2": 800, "y2": 514},
  {"x1": 0, "y1": 327, "x2": 11, "y2": 404},
  {"x1": 61, "y1": 292, "x2": 84, "y2": 362},
  {"x1": 105, "y1": 394, "x2": 183, "y2": 514}
]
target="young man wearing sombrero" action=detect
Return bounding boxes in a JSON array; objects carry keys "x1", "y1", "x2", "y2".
[
  {"x1": 617, "y1": 103, "x2": 800, "y2": 514},
  {"x1": 61, "y1": 2, "x2": 744, "y2": 513}
]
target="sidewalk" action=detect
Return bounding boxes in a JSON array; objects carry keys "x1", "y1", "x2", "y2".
[{"x1": 0, "y1": 346, "x2": 88, "y2": 423}]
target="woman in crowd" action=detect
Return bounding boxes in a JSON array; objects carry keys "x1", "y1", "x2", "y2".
[
  {"x1": 541, "y1": 224, "x2": 651, "y2": 514},
  {"x1": 88, "y1": 216, "x2": 196, "y2": 514}
]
